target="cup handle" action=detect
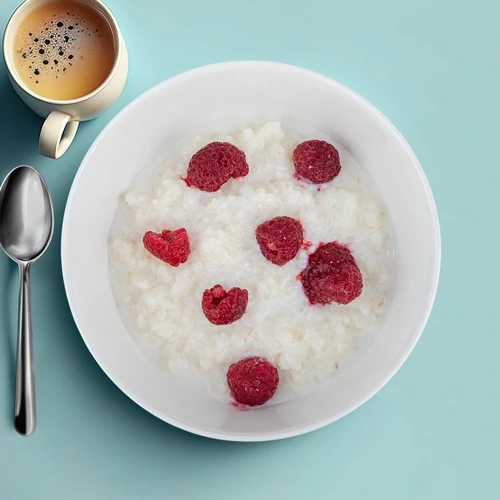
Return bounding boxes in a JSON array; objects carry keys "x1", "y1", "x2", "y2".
[{"x1": 39, "y1": 111, "x2": 79, "y2": 159}]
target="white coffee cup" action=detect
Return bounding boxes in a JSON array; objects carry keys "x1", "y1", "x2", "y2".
[{"x1": 2, "y1": 0, "x2": 128, "y2": 159}]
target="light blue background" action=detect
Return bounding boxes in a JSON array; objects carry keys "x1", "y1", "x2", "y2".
[{"x1": 0, "y1": 0, "x2": 499, "y2": 498}]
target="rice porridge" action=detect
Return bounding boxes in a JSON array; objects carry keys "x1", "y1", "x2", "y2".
[{"x1": 109, "y1": 121, "x2": 394, "y2": 405}]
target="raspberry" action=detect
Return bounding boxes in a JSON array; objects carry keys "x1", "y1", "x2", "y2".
[
  {"x1": 300, "y1": 242, "x2": 363, "y2": 305},
  {"x1": 143, "y1": 228, "x2": 190, "y2": 267},
  {"x1": 202, "y1": 284, "x2": 249, "y2": 325},
  {"x1": 227, "y1": 357, "x2": 279, "y2": 406},
  {"x1": 255, "y1": 216, "x2": 303, "y2": 265},
  {"x1": 187, "y1": 142, "x2": 249, "y2": 192},
  {"x1": 293, "y1": 140, "x2": 341, "y2": 184}
]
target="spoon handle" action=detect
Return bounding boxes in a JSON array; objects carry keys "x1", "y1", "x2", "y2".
[{"x1": 14, "y1": 262, "x2": 36, "y2": 436}]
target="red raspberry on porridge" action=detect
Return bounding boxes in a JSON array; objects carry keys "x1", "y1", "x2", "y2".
[
  {"x1": 143, "y1": 228, "x2": 190, "y2": 267},
  {"x1": 293, "y1": 139, "x2": 341, "y2": 184},
  {"x1": 255, "y1": 216, "x2": 304, "y2": 266},
  {"x1": 227, "y1": 357, "x2": 279, "y2": 406},
  {"x1": 202, "y1": 284, "x2": 249, "y2": 325},
  {"x1": 300, "y1": 242, "x2": 363, "y2": 305},
  {"x1": 186, "y1": 142, "x2": 249, "y2": 192}
]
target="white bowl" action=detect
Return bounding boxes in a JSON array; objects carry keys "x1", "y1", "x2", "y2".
[{"x1": 62, "y1": 61, "x2": 440, "y2": 441}]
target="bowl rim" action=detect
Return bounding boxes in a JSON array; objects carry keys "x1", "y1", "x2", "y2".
[{"x1": 61, "y1": 60, "x2": 441, "y2": 441}]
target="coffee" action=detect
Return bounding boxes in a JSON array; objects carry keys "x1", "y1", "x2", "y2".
[{"x1": 13, "y1": 0, "x2": 115, "y2": 100}]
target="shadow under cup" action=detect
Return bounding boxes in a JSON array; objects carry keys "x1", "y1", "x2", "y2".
[{"x1": 2, "y1": 0, "x2": 128, "y2": 158}]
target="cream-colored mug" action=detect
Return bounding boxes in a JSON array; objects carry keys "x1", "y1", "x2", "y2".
[{"x1": 3, "y1": 0, "x2": 128, "y2": 158}]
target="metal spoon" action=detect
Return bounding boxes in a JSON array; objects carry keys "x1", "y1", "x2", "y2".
[{"x1": 0, "y1": 166, "x2": 54, "y2": 436}]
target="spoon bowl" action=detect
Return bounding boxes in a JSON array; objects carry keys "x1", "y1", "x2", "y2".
[
  {"x1": 0, "y1": 166, "x2": 53, "y2": 262},
  {"x1": 0, "y1": 166, "x2": 53, "y2": 436}
]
